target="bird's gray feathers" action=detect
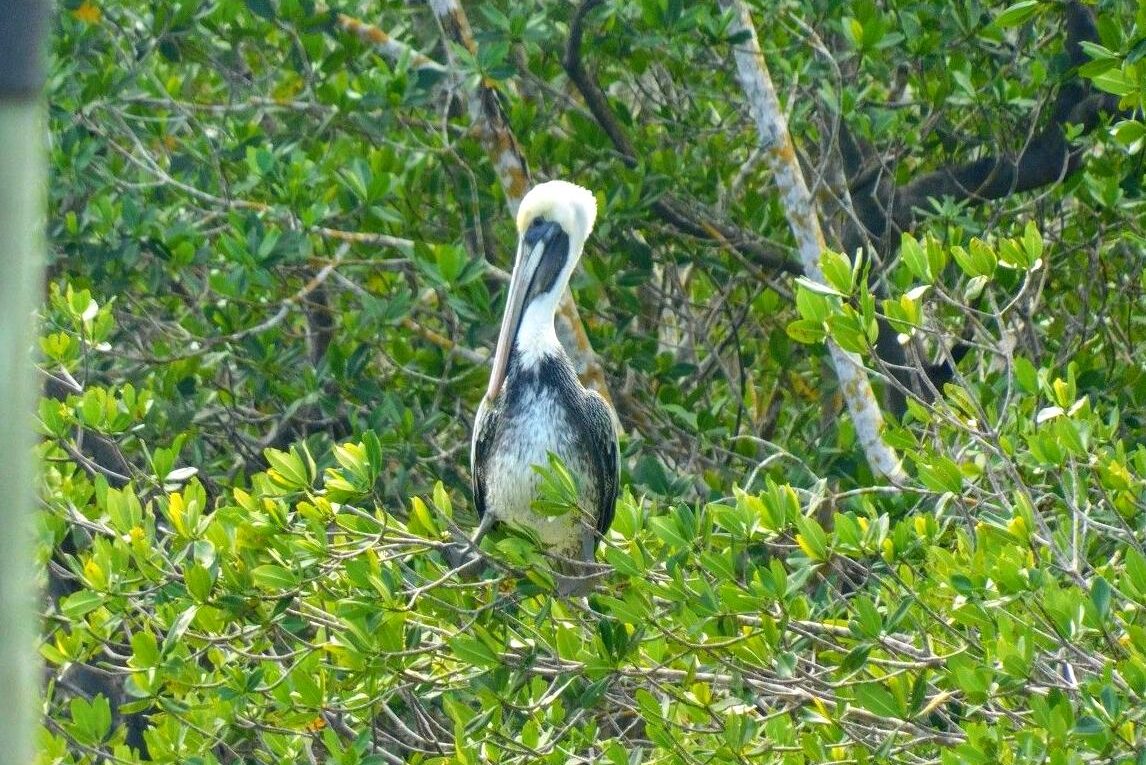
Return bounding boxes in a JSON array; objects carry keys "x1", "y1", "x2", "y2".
[
  {"x1": 470, "y1": 349, "x2": 618, "y2": 560},
  {"x1": 580, "y1": 388, "x2": 618, "y2": 537}
]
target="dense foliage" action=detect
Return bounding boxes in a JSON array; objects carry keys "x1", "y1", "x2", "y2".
[{"x1": 39, "y1": 0, "x2": 1146, "y2": 763}]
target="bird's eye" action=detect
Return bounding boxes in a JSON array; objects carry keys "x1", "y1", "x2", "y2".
[{"x1": 528, "y1": 217, "x2": 547, "y2": 230}]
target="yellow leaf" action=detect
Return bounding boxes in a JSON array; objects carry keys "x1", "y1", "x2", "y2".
[
  {"x1": 73, "y1": 1, "x2": 101, "y2": 24},
  {"x1": 796, "y1": 534, "x2": 822, "y2": 561},
  {"x1": 83, "y1": 558, "x2": 106, "y2": 589},
  {"x1": 1007, "y1": 514, "x2": 1027, "y2": 540},
  {"x1": 913, "y1": 515, "x2": 928, "y2": 537},
  {"x1": 167, "y1": 492, "x2": 186, "y2": 537}
]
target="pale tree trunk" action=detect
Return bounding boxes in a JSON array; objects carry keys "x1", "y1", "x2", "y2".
[
  {"x1": 721, "y1": 0, "x2": 903, "y2": 481},
  {"x1": 0, "y1": 0, "x2": 49, "y2": 760}
]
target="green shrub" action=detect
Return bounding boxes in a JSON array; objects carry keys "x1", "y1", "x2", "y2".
[{"x1": 40, "y1": 0, "x2": 1146, "y2": 762}]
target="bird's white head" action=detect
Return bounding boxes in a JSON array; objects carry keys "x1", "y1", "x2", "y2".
[
  {"x1": 485, "y1": 181, "x2": 598, "y2": 400},
  {"x1": 515, "y1": 180, "x2": 597, "y2": 250}
]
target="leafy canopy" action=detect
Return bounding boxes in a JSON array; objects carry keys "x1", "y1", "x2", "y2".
[{"x1": 40, "y1": 0, "x2": 1146, "y2": 763}]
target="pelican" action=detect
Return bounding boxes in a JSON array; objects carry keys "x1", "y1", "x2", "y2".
[{"x1": 469, "y1": 180, "x2": 618, "y2": 594}]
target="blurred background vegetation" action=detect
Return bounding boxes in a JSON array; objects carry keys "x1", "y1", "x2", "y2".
[{"x1": 37, "y1": 0, "x2": 1146, "y2": 763}]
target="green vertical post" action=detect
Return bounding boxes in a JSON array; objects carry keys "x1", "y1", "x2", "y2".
[{"x1": 0, "y1": 2, "x2": 50, "y2": 763}]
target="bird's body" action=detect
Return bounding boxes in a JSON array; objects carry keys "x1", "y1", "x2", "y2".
[
  {"x1": 473, "y1": 348, "x2": 616, "y2": 560},
  {"x1": 469, "y1": 181, "x2": 618, "y2": 587}
]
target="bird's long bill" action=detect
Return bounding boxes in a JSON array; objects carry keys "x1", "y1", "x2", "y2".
[{"x1": 485, "y1": 237, "x2": 545, "y2": 401}]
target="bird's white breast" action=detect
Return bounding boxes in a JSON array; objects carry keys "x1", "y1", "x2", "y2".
[{"x1": 483, "y1": 385, "x2": 592, "y2": 557}]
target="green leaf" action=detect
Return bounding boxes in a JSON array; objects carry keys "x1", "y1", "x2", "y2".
[
  {"x1": 916, "y1": 456, "x2": 963, "y2": 493},
  {"x1": 130, "y1": 631, "x2": 160, "y2": 668},
  {"x1": 1113, "y1": 120, "x2": 1146, "y2": 147},
  {"x1": 1021, "y1": 220, "x2": 1043, "y2": 265},
  {"x1": 786, "y1": 318, "x2": 827, "y2": 344},
  {"x1": 1092, "y1": 68, "x2": 1136, "y2": 97},
  {"x1": 969, "y1": 238, "x2": 998, "y2": 277},
  {"x1": 1013, "y1": 356, "x2": 1038, "y2": 393},
  {"x1": 1091, "y1": 576, "x2": 1112, "y2": 619},
  {"x1": 252, "y1": 564, "x2": 299, "y2": 591},
  {"x1": 951, "y1": 242, "x2": 995, "y2": 278},
  {"x1": 900, "y1": 233, "x2": 932, "y2": 282},
  {"x1": 795, "y1": 284, "x2": 834, "y2": 324},
  {"x1": 820, "y1": 251, "x2": 853, "y2": 294},
  {"x1": 854, "y1": 683, "x2": 902, "y2": 718},
  {"x1": 264, "y1": 447, "x2": 312, "y2": 491},
  {"x1": 649, "y1": 515, "x2": 690, "y2": 549},
  {"x1": 840, "y1": 644, "x2": 871, "y2": 674},
  {"x1": 851, "y1": 596, "x2": 883, "y2": 638},
  {"x1": 448, "y1": 635, "x2": 499, "y2": 668},
  {"x1": 531, "y1": 453, "x2": 581, "y2": 517},
  {"x1": 793, "y1": 513, "x2": 829, "y2": 562},
  {"x1": 826, "y1": 310, "x2": 874, "y2": 354},
  {"x1": 185, "y1": 563, "x2": 214, "y2": 602},
  {"x1": 61, "y1": 590, "x2": 105, "y2": 620},
  {"x1": 794, "y1": 276, "x2": 846, "y2": 299},
  {"x1": 68, "y1": 694, "x2": 112, "y2": 745},
  {"x1": 603, "y1": 544, "x2": 645, "y2": 577},
  {"x1": 163, "y1": 606, "x2": 199, "y2": 657},
  {"x1": 597, "y1": 594, "x2": 649, "y2": 626},
  {"x1": 1125, "y1": 548, "x2": 1146, "y2": 597},
  {"x1": 994, "y1": 0, "x2": 1042, "y2": 28},
  {"x1": 408, "y1": 495, "x2": 443, "y2": 537}
]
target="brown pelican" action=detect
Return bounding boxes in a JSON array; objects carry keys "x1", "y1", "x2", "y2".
[{"x1": 469, "y1": 180, "x2": 618, "y2": 594}]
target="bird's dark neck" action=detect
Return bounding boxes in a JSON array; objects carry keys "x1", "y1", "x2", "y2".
[{"x1": 502, "y1": 344, "x2": 579, "y2": 408}]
